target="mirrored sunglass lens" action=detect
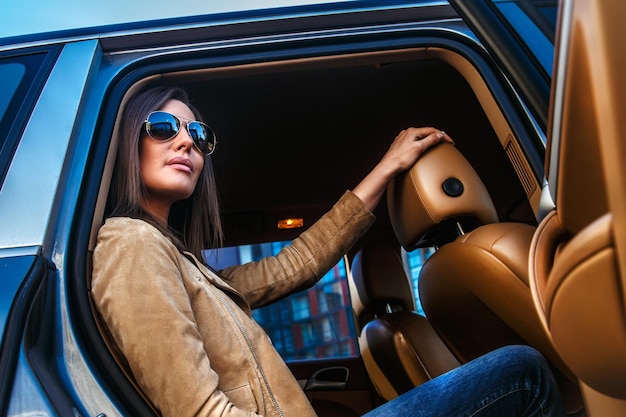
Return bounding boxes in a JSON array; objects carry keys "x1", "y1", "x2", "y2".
[
  {"x1": 188, "y1": 122, "x2": 216, "y2": 154},
  {"x1": 147, "y1": 112, "x2": 179, "y2": 140}
]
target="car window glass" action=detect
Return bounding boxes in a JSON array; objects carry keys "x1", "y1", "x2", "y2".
[
  {"x1": 206, "y1": 241, "x2": 437, "y2": 359},
  {"x1": 404, "y1": 247, "x2": 435, "y2": 316},
  {"x1": 205, "y1": 241, "x2": 358, "y2": 360},
  {"x1": 490, "y1": 0, "x2": 558, "y2": 75},
  {"x1": 0, "y1": 63, "x2": 25, "y2": 120},
  {"x1": 0, "y1": 50, "x2": 53, "y2": 188}
]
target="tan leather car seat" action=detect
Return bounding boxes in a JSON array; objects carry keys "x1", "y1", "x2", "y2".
[
  {"x1": 528, "y1": 1, "x2": 626, "y2": 415},
  {"x1": 350, "y1": 241, "x2": 459, "y2": 401},
  {"x1": 386, "y1": 142, "x2": 583, "y2": 412}
]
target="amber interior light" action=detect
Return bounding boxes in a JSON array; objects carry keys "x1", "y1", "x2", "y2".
[{"x1": 277, "y1": 218, "x2": 304, "y2": 229}]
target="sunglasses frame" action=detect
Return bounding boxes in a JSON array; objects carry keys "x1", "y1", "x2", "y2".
[{"x1": 144, "y1": 111, "x2": 217, "y2": 155}]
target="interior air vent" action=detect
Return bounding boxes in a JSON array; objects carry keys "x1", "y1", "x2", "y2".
[{"x1": 505, "y1": 135, "x2": 537, "y2": 197}]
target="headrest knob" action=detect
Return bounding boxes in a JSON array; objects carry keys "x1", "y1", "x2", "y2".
[{"x1": 442, "y1": 178, "x2": 464, "y2": 197}]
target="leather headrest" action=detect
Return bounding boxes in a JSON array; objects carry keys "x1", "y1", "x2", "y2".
[{"x1": 387, "y1": 142, "x2": 498, "y2": 251}]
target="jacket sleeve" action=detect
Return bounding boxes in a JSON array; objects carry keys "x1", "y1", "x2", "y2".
[
  {"x1": 91, "y1": 219, "x2": 258, "y2": 417},
  {"x1": 219, "y1": 191, "x2": 376, "y2": 308}
]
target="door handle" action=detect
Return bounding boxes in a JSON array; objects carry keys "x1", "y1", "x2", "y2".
[{"x1": 304, "y1": 366, "x2": 349, "y2": 391}]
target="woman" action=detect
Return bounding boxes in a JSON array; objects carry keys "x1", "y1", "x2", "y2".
[{"x1": 92, "y1": 85, "x2": 565, "y2": 417}]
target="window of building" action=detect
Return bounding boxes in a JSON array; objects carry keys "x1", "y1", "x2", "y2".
[
  {"x1": 301, "y1": 323, "x2": 316, "y2": 347},
  {"x1": 291, "y1": 295, "x2": 310, "y2": 321},
  {"x1": 320, "y1": 317, "x2": 333, "y2": 342}
]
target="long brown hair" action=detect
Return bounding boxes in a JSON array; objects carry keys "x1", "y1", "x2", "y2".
[{"x1": 107, "y1": 85, "x2": 223, "y2": 259}]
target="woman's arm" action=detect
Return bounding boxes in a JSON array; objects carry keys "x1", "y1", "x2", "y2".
[{"x1": 353, "y1": 127, "x2": 453, "y2": 211}]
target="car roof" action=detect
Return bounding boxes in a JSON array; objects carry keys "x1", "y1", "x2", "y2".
[
  {"x1": 0, "y1": 0, "x2": 443, "y2": 44},
  {"x1": 0, "y1": 0, "x2": 345, "y2": 38}
]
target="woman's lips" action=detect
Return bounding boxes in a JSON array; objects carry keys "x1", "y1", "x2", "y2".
[{"x1": 167, "y1": 157, "x2": 193, "y2": 173}]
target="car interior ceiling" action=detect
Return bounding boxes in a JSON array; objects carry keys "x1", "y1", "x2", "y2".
[{"x1": 97, "y1": 47, "x2": 536, "y2": 251}]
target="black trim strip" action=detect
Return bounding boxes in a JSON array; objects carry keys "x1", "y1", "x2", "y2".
[{"x1": 0, "y1": 255, "x2": 46, "y2": 416}]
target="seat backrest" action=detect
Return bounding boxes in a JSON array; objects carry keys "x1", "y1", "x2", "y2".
[
  {"x1": 529, "y1": 1, "x2": 626, "y2": 412},
  {"x1": 350, "y1": 242, "x2": 414, "y2": 331},
  {"x1": 350, "y1": 241, "x2": 459, "y2": 401}
]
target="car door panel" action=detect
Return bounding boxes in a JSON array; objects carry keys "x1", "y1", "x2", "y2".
[{"x1": 289, "y1": 356, "x2": 379, "y2": 416}]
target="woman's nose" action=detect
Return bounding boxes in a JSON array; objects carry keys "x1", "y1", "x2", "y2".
[{"x1": 174, "y1": 124, "x2": 194, "y2": 151}]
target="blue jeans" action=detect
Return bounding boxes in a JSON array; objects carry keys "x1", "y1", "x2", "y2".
[{"x1": 363, "y1": 345, "x2": 566, "y2": 417}]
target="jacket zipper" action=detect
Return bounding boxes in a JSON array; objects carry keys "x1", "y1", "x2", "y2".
[{"x1": 210, "y1": 286, "x2": 285, "y2": 417}]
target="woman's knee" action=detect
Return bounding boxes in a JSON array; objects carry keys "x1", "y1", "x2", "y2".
[{"x1": 490, "y1": 345, "x2": 548, "y2": 367}]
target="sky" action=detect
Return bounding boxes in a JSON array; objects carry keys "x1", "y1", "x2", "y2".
[{"x1": 0, "y1": 0, "x2": 351, "y2": 39}]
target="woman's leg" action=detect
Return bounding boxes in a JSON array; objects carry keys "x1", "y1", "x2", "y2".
[{"x1": 363, "y1": 345, "x2": 565, "y2": 417}]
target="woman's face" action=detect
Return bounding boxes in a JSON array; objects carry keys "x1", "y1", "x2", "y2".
[{"x1": 139, "y1": 99, "x2": 205, "y2": 220}]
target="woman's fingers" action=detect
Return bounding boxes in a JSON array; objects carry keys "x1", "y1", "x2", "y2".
[
  {"x1": 351, "y1": 127, "x2": 454, "y2": 211},
  {"x1": 406, "y1": 127, "x2": 454, "y2": 145},
  {"x1": 386, "y1": 127, "x2": 454, "y2": 171}
]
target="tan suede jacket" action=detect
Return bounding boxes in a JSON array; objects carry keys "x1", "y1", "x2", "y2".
[{"x1": 91, "y1": 191, "x2": 375, "y2": 417}]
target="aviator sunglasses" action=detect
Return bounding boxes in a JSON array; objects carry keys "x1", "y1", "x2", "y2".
[{"x1": 144, "y1": 111, "x2": 217, "y2": 155}]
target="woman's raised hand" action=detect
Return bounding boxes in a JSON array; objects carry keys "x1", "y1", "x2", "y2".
[{"x1": 352, "y1": 127, "x2": 454, "y2": 211}]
